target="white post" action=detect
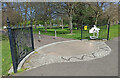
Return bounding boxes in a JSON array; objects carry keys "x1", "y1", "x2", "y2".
[
  {"x1": 55, "y1": 29, "x2": 56, "y2": 39},
  {"x1": 38, "y1": 31, "x2": 41, "y2": 42}
]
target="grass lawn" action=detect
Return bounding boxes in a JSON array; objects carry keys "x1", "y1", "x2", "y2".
[
  {"x1": 2, "y1": 35, "x2": 12, "y2": 75},
  {"x1": 33, "y1": 24, "x2": 119, "y2": 40},
  {"x1": 2, "y1": 35, "x2": 27, "y2": 76},
  {"x1": 109, "y1": 24, "x2": 119, "y2": 39},
  {"x1": 0, "y1": 41, "x2": 2, "y2": 77}
]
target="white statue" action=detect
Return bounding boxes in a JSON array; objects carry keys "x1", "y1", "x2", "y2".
[{"x1": 89, "y1": 25, "x2": 100, "y2": 39}]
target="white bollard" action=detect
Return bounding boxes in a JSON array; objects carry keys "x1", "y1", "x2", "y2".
[
  {"x1": 38, "y1": 31, "x2": 41, "y2": 42},
  {"x1": 53, "y1": 29, "x2": 57, "y2": 39}
]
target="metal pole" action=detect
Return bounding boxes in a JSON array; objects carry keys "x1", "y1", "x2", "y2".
[
  {"x1": 55, "y1": 29, "x2": 56, "y2": 39},
  {"x1": 7, "y1": 17, "x2": 17, "y2": 73},
  {"x1": 38, "y1": 31, "x2": 41, "y2": 42},
  {"x1": 30, "y1": 21, "x2": 34, "y2": 51},
  {"x1": 81, "y1": 25, "x2": 83, "y2": 40},
  {"x1": 107, "y1": 22, "x2": 110, "y2": 40}
]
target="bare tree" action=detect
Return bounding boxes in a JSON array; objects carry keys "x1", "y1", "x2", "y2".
[
  {"x1": 53, "y1": 2, "x2": 77, "y2": 33},
  {"x1": 53, "y1": 3, "x2": 66, "y2": 29},
  {"x1": 64, "y1": 2, "x2": 77, "y2": 33},
  {"x1": 104, "y1": 3, "x2": 118, "y2": 25},
  {"x1": 34, "y1": 2, "x2": 54, "y2": 32},
  {"x1": 88, "y1": 2, "x2": 109, "y2": 25},
  {"x1": 2, "y1": 2, "x2": 22, "y2": 26}
]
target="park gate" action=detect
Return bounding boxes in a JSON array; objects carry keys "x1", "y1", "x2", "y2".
[
  {"x1": 7, "y1": 18, "x2": 34, "y2": 73},
  {"x1": 81, "y1": 24, "x2": 110, "y2": 40}
]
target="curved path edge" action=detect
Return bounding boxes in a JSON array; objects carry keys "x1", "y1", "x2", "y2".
[
  {"x1": 8, "y1": 40, "x2": 78, "y2": 74},
  {"x1": 23, "y1": 40, "x2": 111, "y2": 71},
  {"x1": 8, "y1": 40, "x2": 111, "y2": 74}
]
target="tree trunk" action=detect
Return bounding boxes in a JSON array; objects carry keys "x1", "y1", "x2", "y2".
[
  {"x1": 77, "y1": 24, "x2": 80, "y2": 30},
  {"x1": 107, "y1": 15, "x2": 110, "y2": 24},
  {"x1": 35, "y1": 21, "x2": 36, "y2": 29},
  {"x1": 45, "y1": 22, "x2": 47, "y2": 33},
  {"x1": 61, "y1": 17, "x2": 64, "y2": 29},
  {"x1": 69, "y1": 15, "x2": 73, "y2": 34},
  {"x1": 95, "y1": 14, "x2": 99, "y2": 26},
  {"x1": 76, "y1": 20, "x2": 80, "y2": 30},
  {"x1": 50, "y1": 21, "x2": 52, "y2": 29}
]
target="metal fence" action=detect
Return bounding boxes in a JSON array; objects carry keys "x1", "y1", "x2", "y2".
[
  {"x1": 81, "y1": 24, "x2": 110, "y2": 40},
  {"x1": 7, "y1": 18, "x2": 34, "y2": 73}
]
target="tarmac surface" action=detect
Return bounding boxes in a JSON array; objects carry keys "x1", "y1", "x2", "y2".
[
  {"x1": 39, "y1": 41, "x2": 98, "y2": 56},
  {"x1": 15, "y1": 35, "x2": 118, "y2": 76}
]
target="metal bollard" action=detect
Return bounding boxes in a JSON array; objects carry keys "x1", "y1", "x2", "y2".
[
  {"x1": 53, "y1": 29, "x2": 57, "y2": 39},
  {"x1": 107, "y1": 23, "x2": 110, "y2": 40},
  {"x1": 38, "y1": 31, "x2": 41, "y2": 42},
  {"x1": 81, "y1": 25, "x2": 83, "y2": 40}
]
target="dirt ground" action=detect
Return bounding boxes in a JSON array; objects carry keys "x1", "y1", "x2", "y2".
[{"x1": 33, "y1": 34, "x2": 74, "y2": 49}]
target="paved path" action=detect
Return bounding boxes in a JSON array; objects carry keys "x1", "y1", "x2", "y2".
[
  {"x1": 22, "y1": 40, "x2": 111, "y2": 70},
  {"x1": 15, "y1": 36, "x2": 118, "y2": 76},
  {"x1": 38, "y1": 41, "x2": 98, "y2": 56}
]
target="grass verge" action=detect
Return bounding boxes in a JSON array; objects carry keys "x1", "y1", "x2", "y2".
[
  {"x1": 33, "y1": 24, "x2": 119, "y2": 40},
  {"x1": 2, "y1": 35, "x2": 12, "y2": 75}
]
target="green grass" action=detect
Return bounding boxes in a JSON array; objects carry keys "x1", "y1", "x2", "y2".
[
  {"x1": 109, "y1": 24, "x2": 119, "y2": 39},
  {"x1": 2, "y1": 35, "x2": 12, "y2": 75},
  {"x1": 33, "y1": 24, "x2": 119, "y2": 40},
  {"x1": 2, "y1": 35, "x2": 28, "y2": 76},
  {"x1": 0, "y1": 41, "x2": 2, "y2": 77}
]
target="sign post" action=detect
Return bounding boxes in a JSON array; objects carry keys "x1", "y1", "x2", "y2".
[
  {"x1": 107, "y1": 23, "x2": 110, "y2": 40},
  {"x1": 81, "y1": 25, "x2": 83, "y2": 40}
]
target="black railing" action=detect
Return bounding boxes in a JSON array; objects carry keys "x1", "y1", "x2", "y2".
[{"x1": 7, "y1": 17, "x2": 34, "y2": 73}]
